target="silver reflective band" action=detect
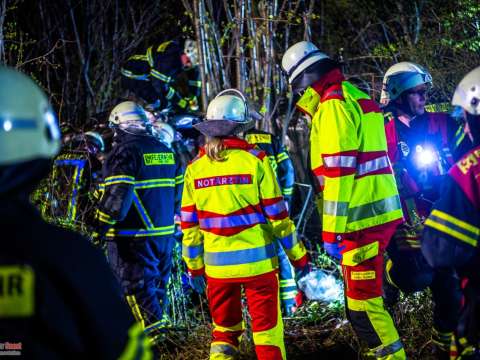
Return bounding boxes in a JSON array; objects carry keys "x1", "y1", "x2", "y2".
[
  {"x1": 374, "y1": 339, "x2": 404, "y2": 358},
  {"x1": 357, "y1": 156, "x2": 390, "y2": 176},
  {"x1": 348, "y1": 195, "x2": 401, "y2": 222},
  {"x1": 323, "y1": 200, "x2": 349, "y2": 216},
  {"x1": 323, "y1": 155, "x2": 356, "y2": 168}
]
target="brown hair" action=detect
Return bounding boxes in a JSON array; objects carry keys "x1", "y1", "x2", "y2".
[{"x1": 204, "y1": 136, "x2": 227, "y2": 161}]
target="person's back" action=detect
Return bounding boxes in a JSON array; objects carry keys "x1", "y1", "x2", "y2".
[
  {"x1": 182, "y1": 89, "x2": 309, "y2": 359},
  {"x1": 0, "y1": 67, "x2": 151, "y2": 359},
  {"x1": 0, "y1": 199, "x2": 148, "y2": 359}
]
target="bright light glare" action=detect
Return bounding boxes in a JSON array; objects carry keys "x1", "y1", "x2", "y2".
[
  {"x1": 416, "y1": 147, "x2": 435, "y2": 166},
  {"x1": 3, "y1": 120, "x2": 12, "y2": 132}
]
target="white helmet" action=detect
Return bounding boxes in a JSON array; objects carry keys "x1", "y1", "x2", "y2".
[
  {"x1": 452, "y1": 66, "x2": 480, "y2": 116},
  {"x1": 382, "y1": 62, "x2": 432, "y2": 102},
  {"x1": 281, "y1": 41, "x2": 329, "y2": 85},
  {"x1": 84, "y1": 131, "x2": 105, "y2": 152},
  {"x1": 183, "y1": 39, "x2": 199, "y2": 67},
  {"x1": 108, "y1": 101, "x2": 150, "y2": 134},
  {"x1": 151, "y1": 121, "x2": 175, "y2": 147},
  {"x1": 193, "y1": 89, "x2": 255, "y2": 137},
  {"x1": 0, "y1": 67, "x2": 60, "y2": 165}
]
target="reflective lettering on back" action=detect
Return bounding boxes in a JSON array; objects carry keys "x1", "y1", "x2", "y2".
[
  {"x1": 0, "y1": 266, "x2": 34, "y2": 317},
  {"x1": 457, "y1": 150, "x2": 480, "y2": 174},
  {"x1": 194, "y1": 174, "x2": 253, "y2": 189},
  {"x1": 144, "y1": 153, "x2": 175, "y2": 166},
  {"x1": 246, "y1": 134, "x2": 272, "y2": 144}
]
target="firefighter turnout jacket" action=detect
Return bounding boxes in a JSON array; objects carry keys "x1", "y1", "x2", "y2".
[
  {"x1": 423, "y1": 145, "x2": 480, "y2": 358},
  {"x1": 120, "y1": 41, "x2": 201, "y2": 111},
  {"x1": 96, "y1": 132, "x2": 183, "y2": 239},
  {"x1": 181, "y1": 137, "x2": 307, "y2": 279},
  {"x1": 299, "y1": 68, "x2": 403, "y2": 244},
  {"x1": 0, "y1": 197, "x2": 150, "y2": 359}
]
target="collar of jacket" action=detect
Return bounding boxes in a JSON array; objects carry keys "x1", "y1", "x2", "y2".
[
  {"x1": 198, "y1": 137, "x2": 255, "y2": 156},
  {"x1": 311, "y1": 68, "x2": 345, "y2": 97}
]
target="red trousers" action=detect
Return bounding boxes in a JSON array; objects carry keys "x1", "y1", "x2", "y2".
[{"x1": 206, "y1": 271, "x2": 285, "y2": 360}]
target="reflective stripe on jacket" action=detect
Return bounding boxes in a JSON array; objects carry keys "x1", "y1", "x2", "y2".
[
  {"x1": 305, "y1": 69, "x2": 403, "y2": 242},
  {"x1": 181, "y1": 137, "x2": 306, "y2": 279}
]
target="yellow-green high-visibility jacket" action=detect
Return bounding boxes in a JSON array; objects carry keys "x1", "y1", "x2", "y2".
[
  {"x1": 299, "y1": 69, "x2": 403, "y2": 243},
  {"x1": 181, "y1": 137, "x2": 307, "y2": 279}
]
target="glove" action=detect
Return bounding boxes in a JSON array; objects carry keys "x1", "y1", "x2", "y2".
[
  {"x1": 90, "y1": 231, "x2": 106, "y2": 251},
  {"x1": 188, "y1": 275, "x2": 206, "y2": 294},
  {"x1": 323, "y1": 241, "x2": 345, "y2": 260}
]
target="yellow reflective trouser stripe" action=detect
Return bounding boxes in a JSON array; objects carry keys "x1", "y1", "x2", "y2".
[
  {"x1": 342, "y1": 241, "x2": 379, "y2": 266},
  {"x1": 126, "y1": 295, "x2": 145, "y2": 329},
  {"x1": 97, "y1": 210, "x2": 116, "y2": 225},
  {"x1": 118, "y1": 322, "x2": 152, "y2": 360},
  {"x1": 251, "y1": 282, "x2": 286, "y2": 360},
  {"x1": 282, "y1": 187, "x2": 293, "y2": 196},
  {"x1": 279, "y1": 279, "x2": 296, "y2": 287},
  {"x1": 351, "y1": 270, "x2": 376, "y2": 280},
  {"x1": 280, "y1": 290, "x2": 297, "y2": 300},
  {"x1": 347, "y1": 296, "x2": 405, "y2": 359},
  {"x1": 425, "y1": 209, "x2": 479, "y2": 247}
]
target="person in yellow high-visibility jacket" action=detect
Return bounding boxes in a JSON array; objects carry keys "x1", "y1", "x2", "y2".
[
  {"x1": 282, "y1": 41, "x2": 405, "y2": 360},
  {"x1": 181, "y1": 89, "x2": 309, "y2": 360}
]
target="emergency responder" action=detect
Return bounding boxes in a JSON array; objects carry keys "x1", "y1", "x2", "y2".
[
  {"x1": 94, "y1": 101, "x2": 184, "y2": 344},
  {"x1": 40, "y1": 131, "x2": 104, "y2": 232},
  {"x1": 120, "y1": 39, "x2": 201, "y2": 112},
  {"x1": 0, "y1": 67, "x2": 150, "y2": 358},
  {"x1": 181, "y1": 89, "x2": 309, "y2": 360},
  {"x1": 244, "y1": 127, "x2": 298, "y2": 315},
  {"x1": 282, "y1": 41, "x2": 405, "y2": 359},
  {"x1": 381, "y1": 62, "x2": 462, "y2": 356},
  {"x1": 422, "y1": 66, "x2": 480, "y2": 359}
]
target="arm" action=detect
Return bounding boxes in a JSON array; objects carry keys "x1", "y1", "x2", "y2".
[
  {"x1": 180, "y1": 166, "x2": 205, "y2": 275},
  {"x1": 96, "y1": 144, "x2": 138, "y2": 234},
  {"x1": 275, "y1": 141, "x2": 295, "y2": 206},
  {"x1": 422, "y1": 176, "x2": 480, "y2": 270},
  {"x1": 258, "y1": 155, "x2": 307, "y2": 267}
]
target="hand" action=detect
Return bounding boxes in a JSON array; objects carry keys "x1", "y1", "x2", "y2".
[
  {"x1": 188, "y1": 275, "x2": 206, "y2": 294},
  {"x1": 323, "y1": 241, "x2": 345, "y2": 260}
]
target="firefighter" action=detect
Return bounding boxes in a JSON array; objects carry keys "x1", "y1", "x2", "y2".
[
  {"x1": 0, "y1": 67, "x2": 151, "y2": 358},
  {"x1": 422, "y1": 66, "x2": 480, "y2": 359},
  {"x1": 244, "y1": 127, "x2": 298, "y2": 315},
  {"x1": 94, "y1": 101, "x2": 184, "y2": 344},
  {"x1": 282, "y1": 41, "x2": 405, "y2": 359},
  {"x1": 381, "y1": 62, "x2": 462, "y2": 356},
  {"x1": 120, "y1": 39, "x2": 201, "y2": 112},
  {"x1": 181, "y1": 89, "x2": 309, "y2": 360},
  {"x1": 40, "y1": 131, "x2": 104, "y2": 233}
]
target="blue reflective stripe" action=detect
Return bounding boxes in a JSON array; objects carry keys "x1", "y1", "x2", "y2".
[
  {"x1": 263, "y1": 201, "x2": 287, "y2": 217},
  {"x1": 205, "y1": 242, "x2": 276, "y2": 266},
  {"x1": 182, "y1": 244, "x2": 204, "y2": 258},
  {"x1": 200, "y1": 212, "x2": 266, "y2": 229},
  {"x1": 132, "y1": 193, "x2": 154, "y2": 229},
  {"x1": 0, "y1": 117, "x2": 37, "y2": 130},
  {"x1": 278, "y1": 233, "x2": 297, "y2": 250},
  {"x1": 181, "y1": 210, "x2": 198, "y2": 223},
  {"x1": 248, "y1": 149, "x2": 262, "y2": 158}
]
